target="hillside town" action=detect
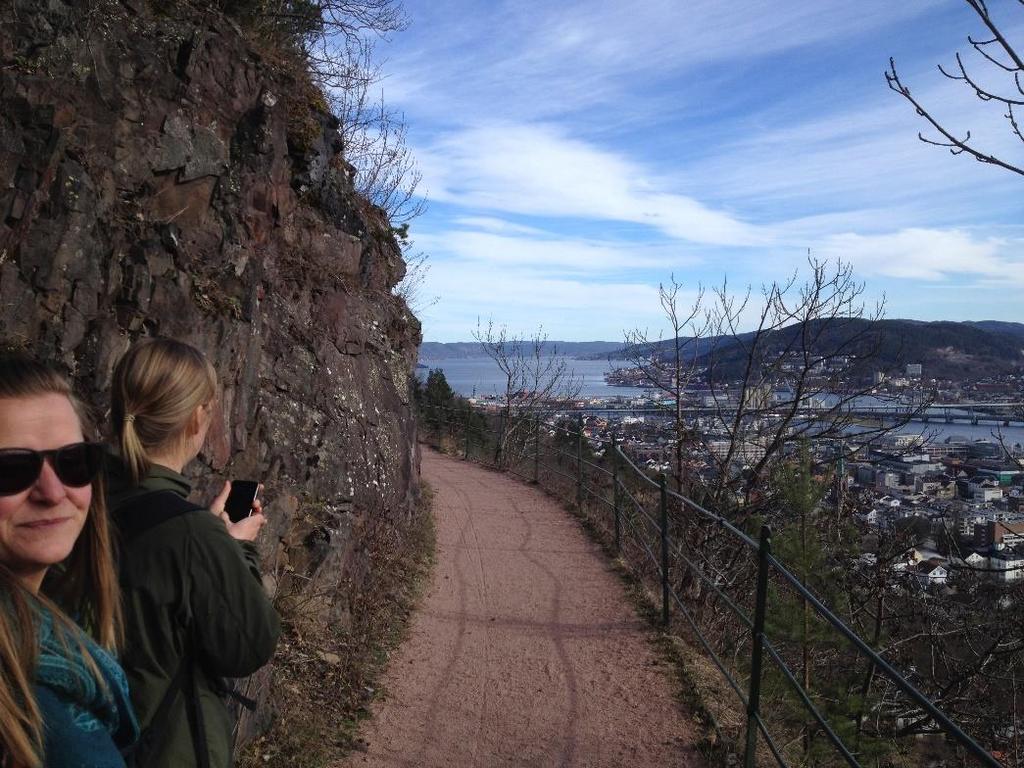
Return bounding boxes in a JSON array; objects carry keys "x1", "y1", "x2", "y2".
[{"x1": 467, "y1": 362, "x2": 1024, "y2": 594}]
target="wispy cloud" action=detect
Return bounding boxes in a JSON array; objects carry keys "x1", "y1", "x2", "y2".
[
  {"x1": 816, "y1": 229, "x2": 1024, "y2": 283},
  {"x1": 681, "y1": 80, "x2": 1023, "y2": 224},
  {"x1": 417, "y1": 123, "x2": 769, "y2": 246},
  {"x1": 414, "y1": 228, "x2": 690, "y2": 273},
  {"x1": 387, "y1": 0, "x2": 937, "y2": 123},
  {"x1": 450, "y1": 216, "x2": 547, "y2": 236}
]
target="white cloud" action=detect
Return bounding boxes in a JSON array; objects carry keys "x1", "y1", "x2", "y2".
[
  {"x1": 415, "y1": 229, "x2": 677, "y2": 272},
  {"x1": 414, "y1": 226, "x2": 1024, "y2": 340},
  {"x1": 417, "y1": 123, "x2": 769, "y2": 246},
  {"x1": 816, "y1": 228, "x2": 1024, "y2": 283},
  {"x1": 449, "y1": 216, "x2": 546, "y2": 236}
]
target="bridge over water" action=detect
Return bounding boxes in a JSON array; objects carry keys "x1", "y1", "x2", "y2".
[
  {"x1": 838, "y1": 401, "x2": 1023, "y2": 426},
  {"x1": 532, "y1": 401, "x2": 1024, "y2": 428}
]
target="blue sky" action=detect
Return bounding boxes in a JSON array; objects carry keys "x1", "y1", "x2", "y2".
[{"x1": 375, "y1": 1, "x2": 1024, "y2": 342}]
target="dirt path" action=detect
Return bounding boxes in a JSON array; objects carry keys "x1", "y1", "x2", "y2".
[{"x1": 341, "y1": 449, "x2": 703, "y2": 768}]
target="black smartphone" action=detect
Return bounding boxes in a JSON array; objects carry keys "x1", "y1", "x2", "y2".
[{"x1": 224, "y1": 480, "x2": 260, "y2": 523}]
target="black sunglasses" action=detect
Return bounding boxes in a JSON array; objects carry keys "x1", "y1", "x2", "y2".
[{"x1": 0, "y1": 442, "x2": 105, "y2": 496}]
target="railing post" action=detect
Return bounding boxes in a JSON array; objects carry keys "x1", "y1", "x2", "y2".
[
  {"x1": 611, "y1": 434, "x2": 621, "y2": 554},
  {"x1": 659, "y1": 473, "x2": 670, "y2": 627},
  {"x1": 464, "y1": 411, "x2": 471, "y2": 460},
  {"x1": 576, "y1": 413, "x2": 584, "y2": 507},
  {"x1": 533, "y1": 413, "x2": 540, "y2": 484},
  {"x1": 744, "y1": 525, "x2": 772, "y2": 768}
]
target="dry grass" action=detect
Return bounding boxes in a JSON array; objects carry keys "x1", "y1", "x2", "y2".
[{"x1": 239, "y1": 484, "x2": 437, "y2": 768}]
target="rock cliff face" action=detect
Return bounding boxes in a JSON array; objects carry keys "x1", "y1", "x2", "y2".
[{"x1": 0, "y1": 0, "x2": 421, "y2": 742}]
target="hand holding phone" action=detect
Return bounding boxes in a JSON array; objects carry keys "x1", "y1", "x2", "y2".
[{"x1": 224, "y1": 480, "x2": 260, "y2": 523}]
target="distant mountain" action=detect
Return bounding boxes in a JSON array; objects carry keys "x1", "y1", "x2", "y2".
[
  {"x1": 681, "y1": 319, "x2": 1024, "y2": 382},
  {"x1": 577, "y1": 320, "x2": 1024, "y2": 382},
  {"x1": 419, "y1": 340, "x2": 622, "y2": 361},
  {"x1": 963, "y1": 321, "x2": 1024, "y2": 340},
  {"x1": 419, "y1": 342, "x2": 484, "y2": 360},
  {"x1": 581, "y1": 335, "x2": 729, "y2": 362}
]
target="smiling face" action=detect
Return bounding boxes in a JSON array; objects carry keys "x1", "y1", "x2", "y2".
[{"x1": 0, "y1": 393, "x2": 91, "y2": 593}]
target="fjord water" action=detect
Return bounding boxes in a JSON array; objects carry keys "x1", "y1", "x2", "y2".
[
  {"x1": 418, "y1": 356, "x2": 1024, "y2": 446},
  {"x1": 418, "y1": 356, "x2": 648, "y2": 398}
]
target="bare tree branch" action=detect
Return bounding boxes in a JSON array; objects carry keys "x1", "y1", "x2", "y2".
[
  {"x1": 888, "y1": 1, "x2": 1024, "y2": 176},
  {"x1": 248, "y1": 0, "x2": 426, "y2": 224},
  {"x1": 473, "y1": 320, "x2": 581, "y2": 468}
]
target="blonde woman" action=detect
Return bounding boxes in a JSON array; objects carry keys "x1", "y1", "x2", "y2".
[
  {"x1": 0, "y1": 353, "x2": 138, "y2": 767},
  {"x1": 106, "y1": 339, "x2": 279, "y2": 768}
]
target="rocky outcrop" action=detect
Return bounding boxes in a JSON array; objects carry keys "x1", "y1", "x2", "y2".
[{"x1": 0, "y1": 0, "x2": 421, "y2": 744}]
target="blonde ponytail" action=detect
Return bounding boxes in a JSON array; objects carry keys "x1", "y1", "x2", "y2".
[
  {"x1": 110, "y1": 339, "x2": 218, "y2": 484},
  {"x1": 118, "y1": 412, "x2": 149, "y2": 488}
]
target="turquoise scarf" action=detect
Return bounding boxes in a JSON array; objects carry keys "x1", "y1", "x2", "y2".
[{"x1": 35, "y1": 608, "x2": 139, "y2": 766}]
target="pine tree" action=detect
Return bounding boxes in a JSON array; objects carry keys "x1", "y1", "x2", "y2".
[
  {"x1": 764, "y1": 445, "x2": 894, "y2": 766},
  {"x1": 421, "y1": 368, "x2": 455, "y2": 434}
]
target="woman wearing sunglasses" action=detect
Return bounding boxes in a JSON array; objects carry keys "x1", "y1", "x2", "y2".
[
  {"x1": 105, "y1": 338, "x2": 279, "y2": 768},
  {"x1": 0, "y1": 353, "x2": 138, "y2": 767}
]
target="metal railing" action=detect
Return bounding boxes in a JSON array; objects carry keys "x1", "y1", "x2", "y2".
[{"x1": 418, "y1": 403, "x2": 1004, "y2": 767}]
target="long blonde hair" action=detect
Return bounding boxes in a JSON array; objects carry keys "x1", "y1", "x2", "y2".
[
  {"x1": 110, "y1": 338, "x2": 218, "y2": 484},
  {"x1": 0, "y1": 353, "x2": 122, "y2": 768}
]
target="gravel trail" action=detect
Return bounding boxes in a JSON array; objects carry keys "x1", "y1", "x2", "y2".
[{"x1": 341, "y1": 449, "x2": 702, "y2": 768}]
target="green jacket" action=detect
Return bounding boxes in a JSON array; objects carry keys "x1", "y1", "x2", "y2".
[{"x1": 106, "y1": 456, "x2": 280, "y2": 768}]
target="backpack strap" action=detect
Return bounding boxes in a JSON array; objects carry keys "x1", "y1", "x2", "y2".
[
  {"x1": 121, "y1": 650, "x2": 191, "y2": 765},
  {"x1": 115, "y1": 490, "x2": 210, "y2": 767},
  {"x1": 182, "y1": 644, "x2": 212, "y2": 768},
  {"x1": 121, "y1": 641, "x2": 211, "y2": 768}
]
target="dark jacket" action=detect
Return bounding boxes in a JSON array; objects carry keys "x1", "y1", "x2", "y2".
[{"x1": 106, "y1": 456, "x2": 280, "y2": 768}]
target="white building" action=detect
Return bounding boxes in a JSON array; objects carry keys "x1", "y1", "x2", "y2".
[
  {"x1": 915, "y1": 560, "x2": 948, "y2": 588},
  {"x1": 989, "y1": 549, "x2": 1024, "y2": 583},
  {"x1": 875, "y1": 470, "x2": 900, "y2": 490},
  {"x1": 968, "y1": 481, "x2": 1002, "y2": 503},
  {"x1": 964, "y1": 551, "x2": 987, "y2": 568}
]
